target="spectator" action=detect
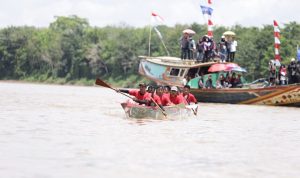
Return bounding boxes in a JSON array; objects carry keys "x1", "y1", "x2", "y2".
[
  {"x1": 205, "y1": 74, "x2": 214, "y2": 89},
  {"x1": 279, "y1": 64, "x2": 287, "y2": 85},
  {"x1": 218, "y1": 36, "x2": 227, "y2": 62},
  {"x1": 189, "y1": 36, "x2": 196, "y2": 59},
  {"x1": 229, "y1": 37, "x2": 237, "y2": 62},
  {"x1": 180, "y1": 33, "x2": 189, "y2": 60}
]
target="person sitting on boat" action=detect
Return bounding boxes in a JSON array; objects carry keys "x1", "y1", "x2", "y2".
[
  {"x1": 205, "y1": 74, "x2": 214, "y2": 89},
  {"x1": 216, "y1": 74, "x2": 225, "y2": 89},
  {"x1": 236, "y1": 74, "x2": 243, "y2": 88},
  {"x1": 229, "y1": 72, "x2": 239, "y2": 88},
  {"x1": 163, "y1": 85, "x2": 171, "y2": 96},
  {"x1": 218, "y1": 74, "x2": 226, "y2": 88},
  {"x1": 164, "y1": 86, "x2": 187, "y2": 106},
  {"x1": 118, "y1": 82, "x2": 150, "y2": 105},
  {"x1": 156, "y1": 86, "x2": 171, "y2": 106},
  {"x1": 146, "y1": 85, "x2": 162, "y2": 106},
  {"x1": 181, "y1": 85, "x2": 198, "y2": 104},
  {"x1": 198, "y1": 77, "x2": 204, "y2": 89}
]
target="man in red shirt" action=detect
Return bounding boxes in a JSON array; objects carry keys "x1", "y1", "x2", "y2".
[
  {"x1": 182, "y1": 85, "x2": 198, "y2": 104},
  {"x1": 167, "y1": 86, "x2": 187, "y2": 105},
  {"x1": 119, "y1": 82, "x2": 150, "y2": 105},
  {"x1": 156, "y1": 86, "x2": 171, "y2": 106},
  {"x1": 146, "y1": 85, "x2": 162, "y2": 106}
]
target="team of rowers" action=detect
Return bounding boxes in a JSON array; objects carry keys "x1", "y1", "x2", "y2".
[{"x1": 118, "y1": 82, "x2": 198, "y2": 107}]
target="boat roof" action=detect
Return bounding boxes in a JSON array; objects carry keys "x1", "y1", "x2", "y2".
[{"x1": 139, "y1": 56, "x2": 217, "y2": 68}]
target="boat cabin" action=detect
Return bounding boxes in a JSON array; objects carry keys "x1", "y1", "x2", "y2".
[{"x1": 138, "y1": 56, "x2": 246, "y2": 88}]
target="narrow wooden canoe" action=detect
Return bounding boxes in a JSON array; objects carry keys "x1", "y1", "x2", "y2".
[{"x1": 121, "y1": 101, "x2": 198, "y2": 119}]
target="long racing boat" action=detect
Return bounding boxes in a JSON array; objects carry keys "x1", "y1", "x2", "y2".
[{"x1": 121, "y1": 101, "x2": 198, "y2": 119}]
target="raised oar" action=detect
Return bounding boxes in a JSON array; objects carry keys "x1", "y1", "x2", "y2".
[{"x1": 95, "y1": 78, "x2": 133, "y2": 99}]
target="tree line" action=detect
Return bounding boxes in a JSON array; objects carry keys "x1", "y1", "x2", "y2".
[{"x1": 0, "y1": 15, "x2": 299, "y2": 86}]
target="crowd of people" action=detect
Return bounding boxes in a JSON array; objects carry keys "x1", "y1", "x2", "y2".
[
  {"x1": 269, "y1": 58, "x2": 300, "y2": 86},
  {"x1": 118, "y1": 83, "x2": 197, "y2": 108},
  {"x1": 197, "y1": 72, "x2": 243, "y2": 89},
  {"x1": 180, "y1": 32, "x2": 237, "y2": 63}
]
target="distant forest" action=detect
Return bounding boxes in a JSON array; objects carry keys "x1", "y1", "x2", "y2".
[{"x1": 0, "y1": 15, "x2": 299, "y2": 86}]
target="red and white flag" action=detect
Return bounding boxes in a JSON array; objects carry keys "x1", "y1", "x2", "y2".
[
  {"x1": 207, "y1": 19, "x2": 213, "y2": 37},
  {"x1": 208, "y1": 0, "x2": 212, "y2": 4},
  {"x1": 151, "y1": 12, "x2": 164, "y2": 24},
  {"x1": 273, "y1": 20, "x2": 281, "y2": 61}
]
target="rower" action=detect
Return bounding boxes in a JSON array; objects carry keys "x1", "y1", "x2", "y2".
[
  {"x1": 146, "y1": 85, "x2": 162, "y2": 106},
  {"x1": 182, "y1": 85, "x2": 198, "y2": 104},
  {"x1": 167, "y1": 86, "x2": 187, "y2": 105},
  {"x1": 118, "y1": 82, "x2": 150, "y2": 105}
]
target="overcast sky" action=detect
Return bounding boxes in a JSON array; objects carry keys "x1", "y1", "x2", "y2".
[{"x1": 0, "y1": 0, "x2": 299, "y2": 28}]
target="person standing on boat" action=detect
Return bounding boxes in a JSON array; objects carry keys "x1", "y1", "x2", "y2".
[
  {"x1": 180, "y1": 33, "x2": 190, "y2": 60},
  {"x1": 196, "y1": 37, "x2": 204, "y2": 62},
  {"x1": 229, "y1": 37, "x2": 237, "y2": 62},
  {"x1": 217, "y1": 36, "x2": 227, "y2": 62},
  {"x1": 279, "y1": 64, "x2": 287, "y2": 85},
  {"x1": 189, "y1": 36, "x2": 196, "y2": 59},
  {"x1": 288, "y1": 58, "x2": 297, "y2": 84},
  {"x1": 118, "y1": 82, "x2": 150, "y2": 105},
  {"x1": 203, "y1": 35, "x2": 211, "y2": 62},
  {"x1": 182, "y1": 85, "x2": 198, "y2": 104}
]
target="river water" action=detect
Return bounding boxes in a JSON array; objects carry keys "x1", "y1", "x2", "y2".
[{"x1": 0, "y1": 82, "x2": 300, "y2": 178}]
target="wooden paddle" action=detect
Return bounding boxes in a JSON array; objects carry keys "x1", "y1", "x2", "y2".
[
  {"x1": 183, "y1": 95, "x2": 197, "y2": 116},
  {"x1": 95, "y1": 78, "x2": 167, "y2": 117},
  {"x1": 150, "y1": 97, "x2": 167, "y2": 117},
  {"x1": 95, "y1": 78, "x2": 133, "y2": 99}
]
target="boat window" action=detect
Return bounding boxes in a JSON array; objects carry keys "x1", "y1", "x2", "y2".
[
  {"x1": 179, "y1": 69, "x2": 185, "y2": 77},
  {"x1": 170, "y1": 68, "x2": 180, "y2": 76}
]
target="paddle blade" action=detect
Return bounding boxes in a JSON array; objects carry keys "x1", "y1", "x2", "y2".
[{"x1": 95, "y1": 78, "x2": 112, "y2": 89}]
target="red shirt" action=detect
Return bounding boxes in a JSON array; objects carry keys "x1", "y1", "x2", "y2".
[
  {"x1": 182, "y1": 93, "x2": 197, "y2": 104},
  {"x1": 169, "y1": 94, "x2": 187, "y2": 105},
  {"x1": 159, "y1": 94, "x2": 171, "y2": 106},
  {"x1": 147, "y1": 93, "x2": 162, "y2": 105},
  {"x1": 129, "y1": 90, "x2": 150, "y2": 100}
]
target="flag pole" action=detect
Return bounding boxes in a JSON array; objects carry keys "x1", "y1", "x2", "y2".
[
  {"x1": 161, "y1": 39, "x2": 170, "y2": 56},
  {"x1": 148, "y1": 16, "x2": 152, "y2": 57}
]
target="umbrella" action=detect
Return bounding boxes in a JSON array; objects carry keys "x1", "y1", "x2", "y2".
[
  {"x1": 223, "y1": 31, "x2": 236, "y2": 36},
  {"x1": 225, "y1": 63, "x2": 239, "y2": 68},
  {"x1": 208, "y1": 63, "x2": 227, "y2": 72},
  {"x1": 183, "y1": 29, "x2": 196, "y2": 35},
  {"x1": 208, "y1": 63, "x2": 240, "y2": 73},
  {"x1": 226, "y1": 66, "x2": 247, "y2": 73}
]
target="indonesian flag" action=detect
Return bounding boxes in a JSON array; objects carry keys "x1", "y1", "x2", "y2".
[
  {"x1": 151, "y1": 12, "x2": 164, "y2": 24},
  {"x1": 273, "y1": 20, "x2": 281, "y2": 60},
  {"x1": 208, "y1": 0, "x2": 212, "y2": 4}
]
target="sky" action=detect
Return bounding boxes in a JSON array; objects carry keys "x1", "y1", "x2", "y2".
[{"x1": 0, "y1": 0, "x2": 299, "y2": 28}]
